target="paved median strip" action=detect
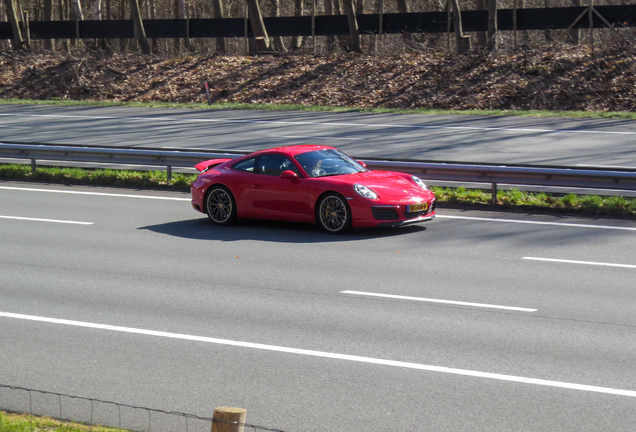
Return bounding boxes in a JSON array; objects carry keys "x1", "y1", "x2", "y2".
[
  {"x1": 341, "y1": 290, "x2": 537, "y2": 312},
  {"x1": 2, "y1": 311, "x2": 635, "y2": 398}
]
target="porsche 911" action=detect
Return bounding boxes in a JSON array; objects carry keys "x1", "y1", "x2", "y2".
[{"x1": 191, "y1": 145, "x2": 436, "y2": 233}]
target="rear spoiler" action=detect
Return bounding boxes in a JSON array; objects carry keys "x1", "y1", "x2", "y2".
[{"x1": 195, "y1": 159, "x2": 231, "y2": 172}]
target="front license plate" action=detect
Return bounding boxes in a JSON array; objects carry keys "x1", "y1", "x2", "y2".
[{"x1": 407, "y1": 203, "x2": 428, "y2": 212}]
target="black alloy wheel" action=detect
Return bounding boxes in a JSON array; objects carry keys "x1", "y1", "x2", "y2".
[
  {"x1": 317, "y1": 193, "x2": 351, "y2": 234},
  {"x1": 205, "y1": 185, "x2": 237, "y2": 225}
]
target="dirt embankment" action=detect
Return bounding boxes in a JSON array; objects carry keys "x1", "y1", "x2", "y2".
[{"x1": 1, "y1": 44, "x2": 635, "y2": 112}]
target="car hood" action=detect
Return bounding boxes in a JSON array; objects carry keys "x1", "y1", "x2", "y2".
[{"x1": 343, "y1": 171, "x2": 432, "y2": 202}]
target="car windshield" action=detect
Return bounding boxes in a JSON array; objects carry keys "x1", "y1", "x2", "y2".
[{"x1": 295, "y1": 149, "x2": 368, "y2": 178}]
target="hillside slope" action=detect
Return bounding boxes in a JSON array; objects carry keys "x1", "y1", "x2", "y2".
[{"x1": 1, "y1": 44, "x2": 635, "y2": 112}]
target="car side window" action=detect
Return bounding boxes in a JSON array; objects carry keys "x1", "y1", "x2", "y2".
[
  {"x1": 232, "y1": 157, "x2": 256, "y2": 173},
  {"x1": 259, "y1": 154, "x2": 300, "y2": 176}
]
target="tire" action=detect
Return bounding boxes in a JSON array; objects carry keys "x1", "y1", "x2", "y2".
[
  {"x1": 316, "y1": 193, "x2": 351, "y2": 234},
  {"x1": 205, "y1": 185, "x2": 236, "y2": 225}
]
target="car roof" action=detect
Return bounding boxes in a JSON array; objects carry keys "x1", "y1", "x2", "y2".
[{"x1": 250, "y1": 145, "x2": 337, "y2": 157}]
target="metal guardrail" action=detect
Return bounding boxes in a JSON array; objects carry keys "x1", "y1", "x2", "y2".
[{"x1": 2, "y1": 142, "x2": 636, "y2": 204}]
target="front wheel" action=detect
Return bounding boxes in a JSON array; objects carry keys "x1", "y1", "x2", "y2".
[
  {"x1": 317, "y1": 193, "x2": 351, "y2": 234},
  {"x1": 205, "y1": 185, "x2": 236, "y2": 225}
]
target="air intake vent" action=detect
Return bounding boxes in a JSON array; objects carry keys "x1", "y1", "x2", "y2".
[{"x1": 372, "y1": 206, "x2": 399, "y2": 220}]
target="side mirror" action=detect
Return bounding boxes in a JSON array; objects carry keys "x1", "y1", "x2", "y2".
[
  {"x1": 357, "y1": 160, "x2": 367, "y2": 168},
  {"x1": 280, "y1": 170, "x2": 299, "y2": 181}
]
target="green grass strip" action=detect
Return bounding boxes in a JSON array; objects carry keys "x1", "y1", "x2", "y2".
[
  {"x1": 2, "y1": 164, "x2": 635, "y2": 217},
  {"x1": 1, "y1": 98, "x2": 636, "y2": 119},
  {"x1": 0, "y1": 411, "x2": 124, "y2": 432},
  {"x1": 434, "y1": 186, "x2": 636, "y2": 217},
  {"x1": 0, "y1": 164, "x2": 194, "y2": 190}
]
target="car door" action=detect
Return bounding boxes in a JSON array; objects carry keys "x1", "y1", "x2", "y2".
[{"x1": 243, "y1": 154, "x2": 314, "y2": 222}]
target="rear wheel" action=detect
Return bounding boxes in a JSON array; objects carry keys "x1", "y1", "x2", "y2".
[
  {"x1": 317, "y1": 193, "x2": 351, "y2": 234},
  {"x1": 205, "y1": 185, "x2": 236, "y2": 225}
]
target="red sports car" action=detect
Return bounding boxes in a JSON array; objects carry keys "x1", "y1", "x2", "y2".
[{"x1": 191, "y1": 145, "x2": 436, "y2": 233}]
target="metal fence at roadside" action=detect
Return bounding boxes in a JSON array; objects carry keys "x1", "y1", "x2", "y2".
[
  {"x1": 0, "y1": 384, "x2": 285, "y2": 432},
  {"x1": 2, "y1": 141, "x2": 636, "y2": 204}
]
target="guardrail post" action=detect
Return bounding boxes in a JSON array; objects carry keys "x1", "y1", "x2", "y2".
[
  {"x1": 491, "y1": 182, "x2": 498, "y2": 204},
  {"x1": 211, "y1": 407, "x2": 246, "y2": 432},
  {"x1": 31, "y1": 159, "x2": 36, "y2": 175},
  {"x1": 166, "y1": 166, "x2": 172, "y2": 185}
]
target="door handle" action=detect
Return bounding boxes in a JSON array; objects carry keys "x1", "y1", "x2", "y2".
[{"x1": 251, "y1": 184, "x2": 262, "y2": 189}]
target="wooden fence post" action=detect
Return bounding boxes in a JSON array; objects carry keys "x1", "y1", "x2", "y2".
[{"x1": 211, "y1": 407, "x2": 246, "y2": 432}]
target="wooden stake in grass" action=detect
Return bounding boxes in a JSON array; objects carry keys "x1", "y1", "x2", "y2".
[{"x1": 211, "y1": 407, "x2": 246, "y2": 432}]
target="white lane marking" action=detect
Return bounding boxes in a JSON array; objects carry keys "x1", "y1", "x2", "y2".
[
  {"x1": 437, "y1": 215, "x2": 636, "y2": 231},
  {"x1": 341, "y1": 290, "x2": 537, "y2": 312},
  {"x1": 1, "y1": 112, "x2": 635, "y2": 136},
  {"x1": 577, "y1": 164, "x2": 636, "y2": 170},
  {"x1": 0, "y1": 186, "x2": 191, "y2": 201},
  {"x1": 270, "y1": 135, "x2": 365, "y2": 141},
  {"x1": 0, "y1": 215, "x2": 93, "y2": 225},
  {"x1": 523, "y1": 257, "x2": 636, "y2": 269},
  {"x1": 1, "y1": 311, "x2": 635, "y2": 398}
]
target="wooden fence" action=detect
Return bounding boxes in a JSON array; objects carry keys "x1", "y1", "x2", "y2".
[{"x1": 1, "y1": 4, "x2": 635, "y2": 40}]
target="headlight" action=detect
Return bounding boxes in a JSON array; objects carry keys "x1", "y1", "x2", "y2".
[
  {"x1": 354, "y1": 184, "x2": 378, "y2": 200},
  {"x1": 412, "y1": 176, "x2": 429, "y2": 191}
]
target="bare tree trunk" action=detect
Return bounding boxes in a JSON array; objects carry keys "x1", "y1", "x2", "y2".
[
  {"x1": 43, "y1": 0, "x2": 54, "y2": 49},
  {"x1": 69, "y1": 0, "x2": 82, "y2": 48},
  {"x1": 333, "y1": 0, "x2": 347, "y2": 50},
  {"x1": 131, "y1": 0, "x2": 151, "y2": 53},
  {"x1": 342, "y1": 0, "x2": 360, "y2": 52},
  {"x1": 246, "y1": 0, "x2": 270, "y2": 52},
  {"x1": 18, "y1": 1, "x2": 31, "y2": 51},
  {"x1": 149, "y1": 0, "x2": 158, "y2": 53},
  {"x1": 324, "y1": 0, "x2": 335, "y2": 50},
  {"x1": 60, "y1": 0, "x2": 70, "y2": 51},
  {"x1": 119, "y1": 0, "x2": 126, "y2": 51},
  {"x1": 270, "y1": 0, "x2": 286, "y2": 51},
  {"x1": 211, "y1": 0, "x2": 226, "y2": 53},
  {"x1": 396, "y1": 0, "x2": 408, "y2": 13},
  {"x1": 396, "y1": 0, "x2": 412, "y2": 46},
  {"x1": 487, "y1": 0, "x2": 497, "y2": 50},
  {"x1": 544, "y1": 0, "x2": 552, "y2": 41},
  {"x1": 290, "y1": 0, "x2": 303, "y2": 50},
  {"x1": 93, "y1": 0, "x2": 101, "y2": 19},
  {"x1": 173, "y1": 0, "x2": 180, "y2": 52},
  {"x1": 93, "y1": 0, "x2": 107, "y2": 50},
  {"x1": 568, "y1": 0, "x2": 580, "y2": 44},
  {"x1": 475, "y1": 0, "x2": 486, "y2": 46},
  {"x1": 70, "y1": 0, "x2": 84, "y2": 19},
  {"x1": 450, "y1": 0, "x2": 471, "y2": 53},
  {"x1": 180, "y1": 0, "x2": 189, "y2": 52},
  {"x1": 3, "y1": 0, "x2": 24, "y2": 49}
]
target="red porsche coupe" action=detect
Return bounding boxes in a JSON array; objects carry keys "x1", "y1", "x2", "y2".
[{"x1": 191, "y1": 145, "x2": 436, "y2": 233}]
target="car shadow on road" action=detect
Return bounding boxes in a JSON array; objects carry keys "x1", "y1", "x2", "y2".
[{"x1": 139, "y1": 217, "x2": 427, "y2": 243}]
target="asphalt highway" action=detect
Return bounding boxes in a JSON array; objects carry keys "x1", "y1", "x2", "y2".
[
  {"x1": 2, "y1": 104, "x2": 636, "y2": 167},
  {"x1": 1, "y1": 182, "x2": 636, "y2": 431}
]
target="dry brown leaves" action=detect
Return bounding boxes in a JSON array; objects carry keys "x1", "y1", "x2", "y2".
[{"x1": 1, "y1": 44, "x2": 635, "y2": 111}]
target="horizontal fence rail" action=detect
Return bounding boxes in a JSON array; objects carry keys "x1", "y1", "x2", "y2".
[
  {"x1": 2, "y1": 142, "x2": 636, "y2": 203},
  {"x1": 1, "y1": 5, "x2": 635, "y2": 40},
  {"x1": 0, "y1": 384, "x2": 286, "y2": 432}
]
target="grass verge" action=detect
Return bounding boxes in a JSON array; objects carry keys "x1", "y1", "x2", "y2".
[
  {"x1": 2, "y1": 164, "x2": 635, "y2": 218},
  {"x1": 2, "y1": 98, "x2": 636, "y2": 120},
  {"x1": 0, "y1": 411, "x2": 123, "y2": 432}
]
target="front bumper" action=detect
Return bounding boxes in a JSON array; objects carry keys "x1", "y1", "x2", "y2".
[
  {"x1": 376, "y1": 213, "x2": 436, "y2": 227},
  {"x1": 349, "y1": 198, "x2": 436, "y2": 228}
]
